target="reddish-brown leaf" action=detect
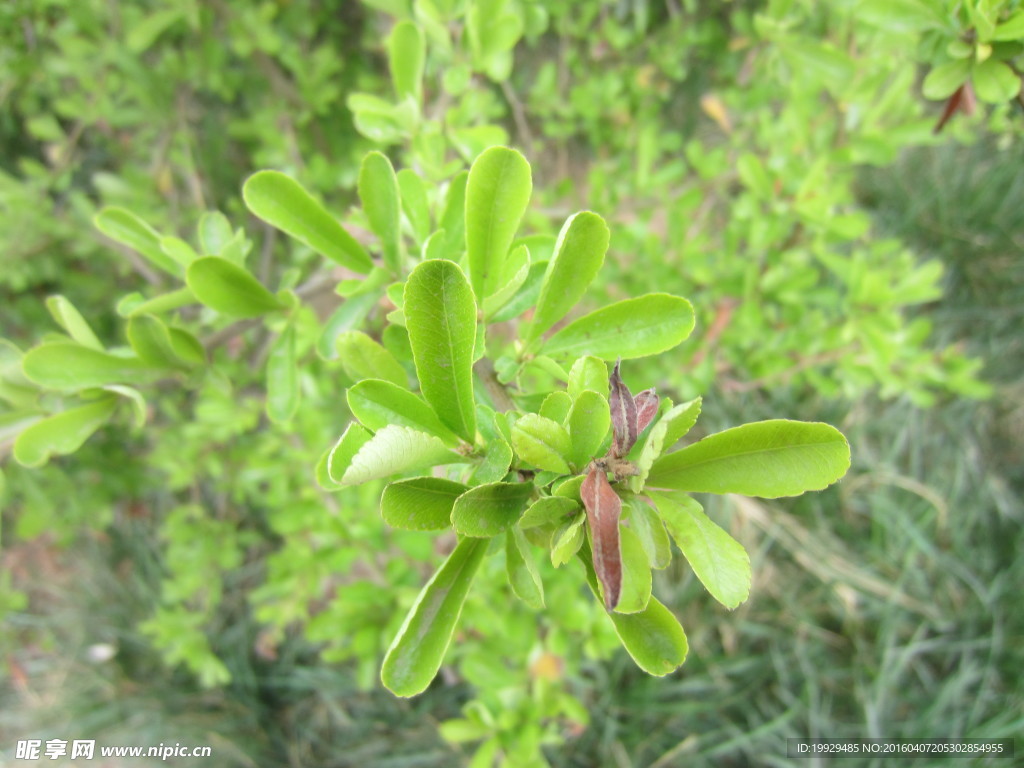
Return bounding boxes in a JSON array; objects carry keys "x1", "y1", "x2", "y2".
[
  {"x1": 633, "y1": 388, "x2": 659, "y2": 434},
  {"x1": 609, "y1": 359, "x2": 637, "y2": 458},
  {"x1": 582, "y1": 466, "x2": 623, "y2": 610}
]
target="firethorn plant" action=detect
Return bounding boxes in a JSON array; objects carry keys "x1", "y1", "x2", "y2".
[{"x1": 9, "y1": 145, "x2": 851, "y2": 699}]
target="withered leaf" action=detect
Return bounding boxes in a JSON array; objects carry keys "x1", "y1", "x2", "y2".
[
  {"x1": 609, "y1": 359, "x2": 638, "y2": 458},
  {"x1": 633, "y1": 388, "x2": 659, "y2": 434},
  {"x1": 582, "y1": 466, "x2": 623, "y2": 611}
]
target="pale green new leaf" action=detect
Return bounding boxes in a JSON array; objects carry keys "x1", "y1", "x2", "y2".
[
  {"x1": 243, "y1": 171, "x2": 372, "y2": 273},
  {"x1": 631, "y1": 397, "x2": 701, "y2": 492},
  {"x1": 326, "y1": 423, "x2": 373, "y2": 484},
  {"x1": 511, "y1": 413, "x2": 572, "y2": 473},
  {"x1": 381, "y1": 477, "x2": 468, "y2": 530},
  {"x1": 126, "y1": 315, "x2": 190, "y2": 369},
  {"x1": 922, "y1": 59, "x2": 972, "y2": 100},
  {"x1": 542, "y1": 294, "x2": 695, "y2": 361},
  {"x1": 481, "y1": 243, "x2": 529, "y2": 318},
  {"x1": 359, "y1": 151, "x2": 403, "y2": 273},
  {"x1": 550, "y1": 512, "x2": 586, "y2": 566},
  {"x1": 397, "y1": 168, "x2": 430, "y2": 245},
  {"x1": 336, "y1": 330, "x2": 407, "y2": 389},
  {"x1": 567, "y1": 356, "x2": 608, "y2": 399},
  {"x1": 506, "y1": 527, "x2": 544, "y2": 609},
  {"x1": 465, "y1": 147, "x2": 532, "y2": 300},
  {"x1": 539, "y1": 391, "x2": 572, "y2": 424},
  {"x1": 469, "y1": 438, "x2": 513, "y2": 484},
  {"x1": 627, "y1": 497, "x2": 672, "y2": 570},
  {"x1": 186, "y1": 257, "x2": 285, "y2": 318},
  {"x1": 567, "y1": 390, "x2": 610, "y2": 469},
  {"x1": 45, "y1": 296, "x2": 103, "y2": 351},
  {"x1": 526, "y1": 212, "x2": 610, "y2": 343},
  {"x1": 22, "y1": 344, "x2": 154, "y2": 391},
  {"x1": 404, "y1": 260, "x2": 478, "y2": 442},
  {"x1": 13, "y1": 397, "x2": 118, "y2": 467},
  {"x1": 266, "y1": 324, "x2": 299, "y2": 423},
  {"x1": 972, "y1": 59, "x2": 1021, "y2": 103},
  {"x1": 341, "y1": 425, "x2": 460, "y2": 485},
  {"x1": 382, "y1": 537, "x2": 488, "y2": 697},
  {"x1": 646, "y1": 420, "x2": 851, "y2": 498},
  {"x1": 519, "y1": 496, "x2": 579, "y2": 529},
  {"x1": 451, "y1": 481, "x2": 532, "y2": 537},
  {"x1": 389, "y1": 20, "x2": 425, "y2": 104},
  {"x1": 650, "y1": 493, "x2": 751, "y2": 609},
  {"x1": 95, "y1": 207, "x2": 181, "y2": 276},
  {"x1": 347, "y1": 379, "x2": 461, "y2": 445}
]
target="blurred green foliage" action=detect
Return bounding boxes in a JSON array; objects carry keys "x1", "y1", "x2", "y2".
[{"x1": 1, "y1": 0, "x2": 1021, "y2": 766}]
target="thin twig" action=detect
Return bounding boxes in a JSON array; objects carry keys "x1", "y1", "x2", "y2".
[{"x1": 474, "y1": 356, "x2": 516, "y2": 412}]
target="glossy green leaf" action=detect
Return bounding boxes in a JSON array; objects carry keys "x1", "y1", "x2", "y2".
[
  {"x1": 451, "y1": 481, "x2": 532, "y2": 537},
  {"x1": 243, "y1": 170, "x2": 372, "y2": 273},
  {"x1": 126, "y1": 315, "x2": 189, "y2": 368},
  {"x1": 22, "y1": 344, "x2": 154, "y2": 391},
  {"x1": 567, "y1": 356, "x2": 608, "y2": 399},
  {"x1": 266, "y1": 325, "x2": 298, "y2": 423},
  {"x1": 506, "y1": 527, "x2": 544, "y2": 609},
  {"x1": 95, "y1": 207, "x2": 181, "y2": 276},
  {"x1": 972, "y1": 59, "x2": 1021, "y2": 103},
  {"x1": 404, "y1": 260, "x2": 478, "y2": 442},
  {"x1": 347, "y1": 379, "x2": 461, "y2": 445},
  {"x1": 567, "y1": 390, "x2": 610, "y2": 469},
  {"x1": 186, "y1": 257, "x2": 285, "y2": 318},
  {"x1": 439, "y1": 171, "x2": 468, "y2": 259},
  {"x1": 340, "y1": 425, "x2": 460, "y2": 485},
  {"x1": 336, "y1": 331, "x2": 407, "y2": 389},
  {"x1": 631, "y1": 397, "x2": 701, "y2": 492},
  {"x1": 650, "y1": 493, "x2": 751, "y2": 609},
  {"x1": 579, "y1": 543, "x2": 688, "y2": 675},
  {"x1": 389, "y1": 20, "x2": 425, "y2": 104},
  {"x1": 326, "y1": 423, "x2": 373, "y2": 483},
  {"x1": 922, "y1": 59, "x2": 972, "y2": 100},
  {"x1": 550, "y1": 512, "x2": 586, "y2": 567},
  {"x1": 539, "y1": 391, "x2": 572, "y2": 424},
  {"x1": 627, "y1": 497, "x2": 672, "y2": 570},
  {"x1": 397, "y1": 168, "x2": 430, "y2": 245},
  {"x1": 13, "y1": 397, "x2": 117, "y2": 467},
  {"x1": 481, "y1": 243, "x2": 529, "y2": 318},
  {"x1": 519, "y1": 495, "x2": 579, "y2": 529},
  {"x1": 45, "y1": 296, "x2": 103, "y2": 351},
  {"x1": 381, "y1": 477, "x2": 468, "y2": 530},
  {"x1": 465, "y1": 147, "x2": 532, "y2": 300},
  {"x1": 647, "y1": 420, "x2": 851, "y2": 498},
  {"x1": 359, "y1": 152, "x2": 403, "y2": 273},
  {"x1": 542, "y1": 294, "x2": 695, "y2": 361},
  {"x1": 526, "y1": 212, "x2": 610, "y2": 343},
  {"x1": 615, "y1": 526, "x2": 652, "y2": 614},
  {"x1": 511, "y1": 413, "x2": 572, "y2": 473},
  {"x1": 382, "y1": 537, "x2": 488, "y2": 697},
  {"x1": 469, "y1": 438, "x2": 513, "y2": 484}
]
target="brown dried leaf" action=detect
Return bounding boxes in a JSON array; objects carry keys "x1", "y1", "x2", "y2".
[
  {"x1": 609, "y1": 359, "x2": 637, "y2": 458},
  {"x1": 633, "y1": 388, "x2": 659, "y2": 434},
  {"x1": 582, "y1": 466, "x2": 623, "y2": 610}
]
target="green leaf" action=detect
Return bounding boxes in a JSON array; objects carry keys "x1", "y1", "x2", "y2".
[
  {"x1": 469, "y1": 438, "x2": 513, "y2": 484},
  {"x1": 326, "y1": 423, "x2": 373, "y2": 483},
  {"x1": 647, "y1": 420, "x2": 851, "y2": 498},
  {"x1": 511, "y1": 413, "x2": 572, "y2": 473},
  {"x1": 103, "y1": 385, "x2": 147, "y2": 429},
  {"x1": 359, "y1": 152, "x2": 403, "y2": 273},
  {"x1": 579, "y1": 543, "x2": 688, "y2": 676},
  {"x1": 13, "y1": 397, "x2": 117, "y2": 467},
  {"x1": 627, "y1": 497, "x2": 672, "y2": 570},
  {"x1": 404, "y1": 260, "x2": 478, "y2": 442},
  {"x1": 615, "y1": 526, "x2": 652, "y2": 614},
  {"x1": 340, "y1": 425, "x2": 460, "y2": 485},
  {"x1": 317, "y1": 291, "x2": 382, "y2": 360},
  {"x1": 117, "y1": 287, "x2": 196, "y2": 318},
  {"x1": 650, "y1": 493, "x2": 750, "y2": 609},
  {"x1": 336, "y1": 331, "x2": 407, "y2": 389},
  {"x1": 381, "y1": 477, "x2": 468, "y2": 531},
  {"x1": 22, "y1": 344, "x2": 153, "y2": 391},
  {"x1": 526, "y1": 212, "x2": 610, "y2": 343},
  {"x1": 159, "y1": 236, "x2": 198, "y2": 267},
  {"x1": 198, "y1": 211, "x2": 234, "y2": 256},
  {"x1": 922, "y1": 59, "x2": 972, "y2": 100},
  {"x1": 465, "y1": 147, "x2": 532, "y2": 301},
  {"x1": 567, "y1": 390, "x2": 610, "y2": 469},
  {"x1": 631, "y1": 397, "x2": 702, "y2": 492},
  {"x1": 451, "y1": 482, "x2": 533, "y2": 537},
  {"x1": 439, "y1": 171, "x2": 469, "y2": 259},
  {"x1": 168, "y1": 328, "x2": 205, "y2": 366},
  {"x1": 550, "y1": 512, "x2": 586, "y2": 566},
  {"x1": 539, "y1": 391, "x2": 573, "y2": 423},
  {"x1": 972, "y1": 59, "x2": 1021, "y2": 103},
  {"x1": 243, "y1": 171, "x2": 373, "y2": 273},
  {"x1": 567, "y1": 356, "x2": 608, "y2": 399},
  {"x1": 397, "y1": 168, "x2": 431, "y2": 245},
  {"x1": 126, "y1": 315, "x2": 190, "y2": 369},
  {"x1": 519, "y1": 495, "x2": 579, "y2": 529},
  {"x1": 382, "y1": 537, "x2": 488, "y2": 697},
  {"x1": 186, "y1": 257, "x2": 285, "y2": 318},
  {"x1": 45, "y1": 296, "x2": 103, "y2": 351},
  {"x1": 481, "y1": 243, "x2": 530, "y2": 318},
  {"x1": 389, "y1": 20, "x2": 425, "y2": 104},
  {"x1": 541, "y1": 294, "x2": 695, "y2": 361},
  {"x1": 347, "y1": 379, "x2": 461, "y2": 445},
  {"x1": 506, "y1": 527, "x2": 544, "y2": 609},
  {"x1": 266, "y1": 325, "x2": 299, "y2": 423},
  {"x1": 94, "y1": 207, "x2": 181, "y2": 276},
  {"x1": 993, "y1": 12, "x2": 1024, "y2": 41}
]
